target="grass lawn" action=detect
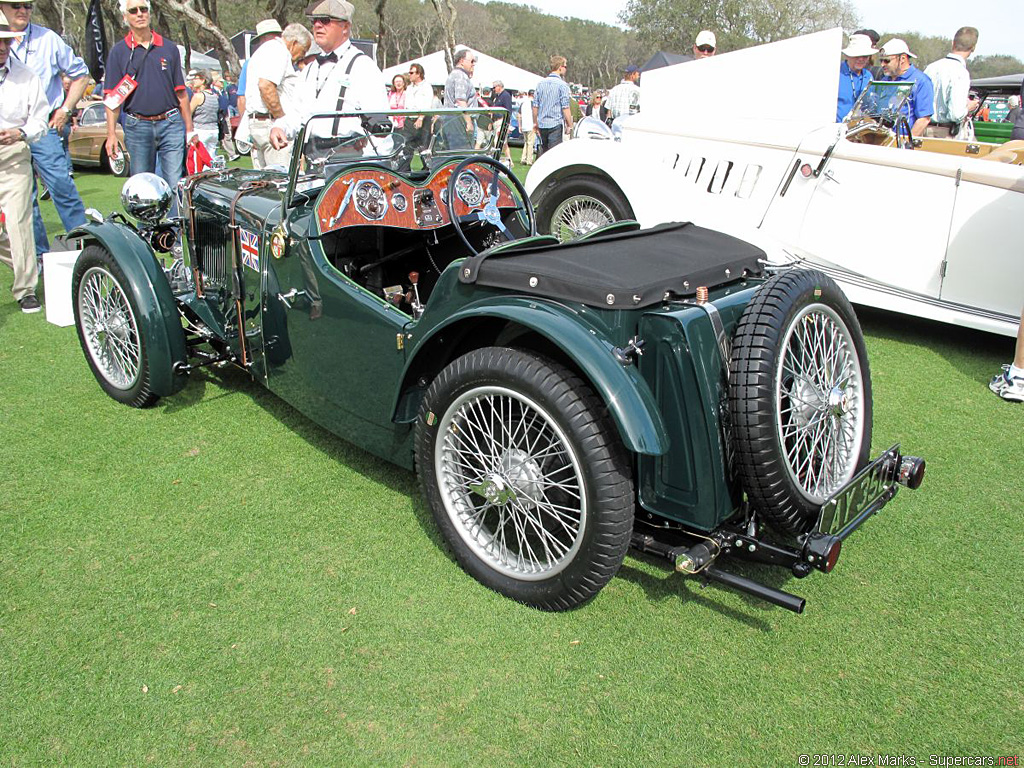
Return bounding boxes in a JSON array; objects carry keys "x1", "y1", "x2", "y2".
[{"x1": 1, "y1": 155, "x2": 1021, "y2": 765}]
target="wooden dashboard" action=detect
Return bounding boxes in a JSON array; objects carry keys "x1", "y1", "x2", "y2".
[{"x1": 315, "y1": 163, "x2": 516, "y2": 234}]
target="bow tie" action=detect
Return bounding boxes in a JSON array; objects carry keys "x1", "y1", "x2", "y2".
[{"x1": 317, "y1": 52, "x2": 337, "y2": 65}]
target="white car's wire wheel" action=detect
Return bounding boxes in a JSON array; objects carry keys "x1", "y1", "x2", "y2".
[
  {"x1": 537, "y1": 175, "x2": 633, "y2": 242},
  {"x1": 415, "y1": 347, "x2": 633, "y2": 610},
  {"x1": 729, "y1": 270, "x2": 873, "y2": 535},
  {"x1": 72, "y1": 245, "x2": 157, "y2": 408},
  {"x1": 233, "y1": 138, "x2": 252, "y2": 156}
]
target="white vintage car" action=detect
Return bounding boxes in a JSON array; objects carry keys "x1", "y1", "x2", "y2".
[{"x1": 525, "y1": 29, "x2": 1024, "y2": 337}]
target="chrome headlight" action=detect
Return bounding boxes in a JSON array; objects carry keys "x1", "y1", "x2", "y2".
[{"x1": 121, "y1": 172, "x2": 172, "y2": 222}]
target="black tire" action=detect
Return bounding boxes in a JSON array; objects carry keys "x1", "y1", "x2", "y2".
[
  {"x1": 415, "y1": 347, "x2": 634, "y2": 610},
  {"x1": 72, "y1": 245, "x2": 159, "y2": 408},
  {"x1": 536, "y1": 174, "x2": 634, "y2": 242},
  {"x1": 729, "y1": 270, "x2": 873, "y2": 535},
  {"x1": 233, "y1": 138, "x2": 252, "y2": 156}
]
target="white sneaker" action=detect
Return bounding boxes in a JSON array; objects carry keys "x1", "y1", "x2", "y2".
[{"x1": 989, "y1": 367, "x2": 1024, "y2": 402}]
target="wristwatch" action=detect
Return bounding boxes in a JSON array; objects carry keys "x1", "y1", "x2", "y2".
[
  {"x1": 17, "y1": 128, "x2": 26, "y2": 141},
  {"x1": 60, "y1": 105, "x2": 72, "y2": 117}
]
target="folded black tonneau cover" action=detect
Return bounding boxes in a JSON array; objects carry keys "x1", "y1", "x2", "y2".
[{"x1": 459, "y1": 222, "x2": 765, "y2": 309}]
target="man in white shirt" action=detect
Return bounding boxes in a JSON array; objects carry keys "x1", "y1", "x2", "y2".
[
  {"x1": 0, "y1": 10, "x2": 48, "y2": 313},
  {"x1": 245, "y1": 20, "x2": 312, "y2": 168},
  {"x1": 403, "y1": 61, "x2": 432, "y2": 153},
  {"x1": 519, "y1": 89, "x2": 535, "y2": 165},
  {"x1": 923, "y1": 26, "x2": 978, "y2": 138},
  {"x1": 269, "y1": 0, "x2": 387, "y2": 156}
]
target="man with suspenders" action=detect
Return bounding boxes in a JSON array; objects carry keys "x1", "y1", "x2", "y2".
[{"x1": 269, "y1": 0, "x2": 387, "y2": 156}]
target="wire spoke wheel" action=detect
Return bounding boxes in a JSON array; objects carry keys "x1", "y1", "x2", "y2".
[
  {"x1": 78, "y1": 266, "x2": 142, "y2": 391},
  {"x1": 776, "y1": 304, "x2": 865, "y2": 503},
  {"x1": 415, "y1": 347, "x2": 633, "y2": 610},
  {"x1": 549, "y1": 194, "x2": 615, "y2": 242},
  {"x1": 437, "y1": 386, "x2": 586, "y2": 579}
]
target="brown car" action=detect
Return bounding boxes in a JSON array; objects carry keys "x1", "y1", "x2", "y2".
[{"x1": 69, "y1": 100, "x2": 130, "y2": 177}]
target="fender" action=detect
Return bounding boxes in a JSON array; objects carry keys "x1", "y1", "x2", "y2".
[
  {"x1": 396, "y1": 297, "x2": 670, "y2": 456},
  {"x1": 525, "y1": 138, "x2": 703, "y2": 232},
  {"x1": 69, "y1": 220, "x2": 188, "y2": 397}
]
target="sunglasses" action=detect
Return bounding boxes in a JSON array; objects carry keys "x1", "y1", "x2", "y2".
[
  {"x1": 126, "y1": 5, "x2": 149, "y2": 14},
  {"x1": 7, "y1": 3, "x2": 34, "y2": 9},
  {"x1": 881, "y1": 55, "x2": 901, "y2": 63},
  {"x1": 697, "y1": 45, "x2": 715, "y2": 53},
  {"x1": 309, "y1": 16, "x2": 337, "y2": 25}
]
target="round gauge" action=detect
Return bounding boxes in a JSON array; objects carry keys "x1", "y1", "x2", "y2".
[
  {"x1": 455, "y1": 171, "x2": 485, "y2": 207},
  {"x1": 354, "y1": 179, "x2": 387, "y2": 220},
  {"x1": 391, "y1": 192, "x2": 407, "y2": 212},
  {"x1": 440, "y1": 187, "x2": 449, "y2": 205}
]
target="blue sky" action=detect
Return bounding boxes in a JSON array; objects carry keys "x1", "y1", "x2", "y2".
[{"x1": 481, "y1": 0, "x2": 1024, "y2": 62}]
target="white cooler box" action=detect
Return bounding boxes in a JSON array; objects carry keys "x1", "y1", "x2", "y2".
[{"x1": 43, "y1": 250, "x2": 82, "y2": 327}]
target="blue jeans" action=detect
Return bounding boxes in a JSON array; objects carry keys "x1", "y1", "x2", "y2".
[
  {"x1": 30, "y1": 125, "x2": 86, "y2": 256},
  {"x1": 123, "y1": 110, "x2": 186, "y2": 216},
  {"x1": 538, "y1": 126, "x2": 563, "y2": 155}
]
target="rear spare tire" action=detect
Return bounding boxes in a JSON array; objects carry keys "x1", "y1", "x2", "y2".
[{"x1": 729, "y1": 270, "x2": 872, "y2": 535}]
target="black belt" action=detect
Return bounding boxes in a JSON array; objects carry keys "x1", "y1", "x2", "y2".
[
  {"x1": 929, "y1": 121, "x2": 957, "y2": 127},
  {"x1": 251, "y1": 112, "x2": 272, "y2": 120},
  {"x1": 127, "y1": 108, "x2": 179, "y2": 121}
]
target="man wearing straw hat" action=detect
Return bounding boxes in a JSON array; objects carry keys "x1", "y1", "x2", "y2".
[
  {"x1": 837, "y1": 33, "x2": 878, "y2": 122},
  {"x1": 0, "y1": 9, "x2": 48, "y2": 313}
]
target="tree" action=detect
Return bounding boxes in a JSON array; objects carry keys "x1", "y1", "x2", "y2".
[
  {"x1": 429, "y1": 0, "x2": 458, "y2": 69},
  {"x1": 622, "y1": 0, "x2": 857, "y2": 53}
]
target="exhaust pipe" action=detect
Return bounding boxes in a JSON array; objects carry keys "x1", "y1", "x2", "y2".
[{"x1": 703, "y1": 565, "x2": 806, "y2": 614}]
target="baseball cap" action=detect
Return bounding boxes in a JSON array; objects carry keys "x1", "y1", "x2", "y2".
[
  {"x1": 881, "y1": 38, "x2": 917, "y2": 58},
  {"x1": 695, "y1": 30, "x2": 716, "y2": 48},
  {"x1": 624, "y1": 64, "x2": 640, "y2": 74}
]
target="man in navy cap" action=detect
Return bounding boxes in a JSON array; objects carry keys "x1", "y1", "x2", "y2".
[{"x1": 605, "y1": 63, "x2": 640, "y2": 122}]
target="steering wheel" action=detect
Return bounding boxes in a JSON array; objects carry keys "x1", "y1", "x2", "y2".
[{"x1": 446, "y1": 156, "x2": 536, "y2": 256}]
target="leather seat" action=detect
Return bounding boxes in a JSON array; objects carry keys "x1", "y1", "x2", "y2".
[{"x1": 981, "y1": 140, "x2": 1024, "y2": 164}]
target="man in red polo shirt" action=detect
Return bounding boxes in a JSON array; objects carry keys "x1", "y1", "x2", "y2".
[{"x1": 103, "y1": 0, "x2": 193, "y2": 208}]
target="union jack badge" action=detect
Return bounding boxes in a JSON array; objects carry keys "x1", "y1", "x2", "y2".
[{"x1": 239, "y1": 228, "x2": 260, "y2": 271}]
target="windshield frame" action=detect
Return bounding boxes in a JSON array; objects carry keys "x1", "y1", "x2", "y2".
[{"x1": 285, "y1": 108, "x2": 512, "y2": 208}]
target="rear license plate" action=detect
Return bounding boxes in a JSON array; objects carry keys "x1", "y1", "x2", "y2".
[{"x1": 816, "y1": 445, "x2": 900, "y2": 538}]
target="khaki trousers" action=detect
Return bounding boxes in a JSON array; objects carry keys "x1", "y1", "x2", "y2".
[
  {"x1": 248, "y1": 117, "x2": 292, "y2": 169},
  {"x1": 521, "y1": 129, "x2": 536, "y2": 165},
  {"x1": 0, "y1": 141, "x2": 38, "y2": 302}
]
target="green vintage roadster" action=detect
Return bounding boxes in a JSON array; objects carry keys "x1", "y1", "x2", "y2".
[{"x1": 69, "y1": 108, "x2": 924, "y2": 613}]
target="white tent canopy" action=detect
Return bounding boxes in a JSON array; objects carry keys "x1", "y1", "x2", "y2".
[
  {"x1": 178, "y1": 46, "x2": 223, "y2": 72},
  {"x1": 382, "y1": 47, "x2": 543, "y2": 94}
]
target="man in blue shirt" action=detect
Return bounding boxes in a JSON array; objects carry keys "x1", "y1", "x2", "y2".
[
  {"x1": 532, "y1": 54, "x2": 572, "y2": 155},
  {"x1": 2, "y1": 0, "x2": 89, "y2": 259},
  {"x1": 103, "y1": 0, "x2": 194, "y2": 214},
  {"x1": 836, "y1": 33, "x2": 877, "y2": 122},
  {"x1": 879, "y1": 38, "x2": 934, "y2": 137}
]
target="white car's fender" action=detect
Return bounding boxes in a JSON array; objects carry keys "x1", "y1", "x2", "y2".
[{"x1": 525, "y1": 136, "x2": 682, "y2": 230}]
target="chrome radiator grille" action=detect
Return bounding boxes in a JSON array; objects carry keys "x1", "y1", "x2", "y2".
[{"x1": 191, "y1": 215, "x2": 231, "y2": 289}]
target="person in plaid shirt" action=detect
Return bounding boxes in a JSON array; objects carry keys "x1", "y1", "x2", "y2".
[{"x1": 605, "y1": 64, "x2": 640, "y2": 122}]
